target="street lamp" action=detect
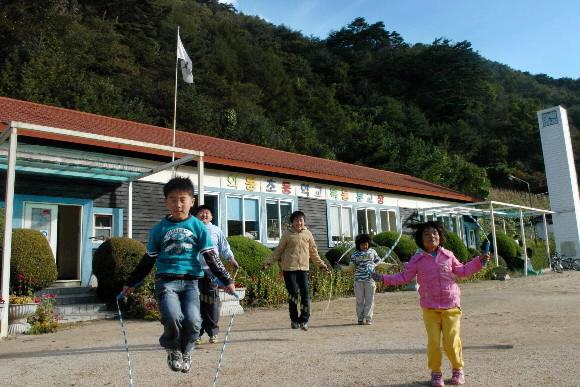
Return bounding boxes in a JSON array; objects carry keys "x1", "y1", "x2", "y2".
[{"x1": 508, "y1": 175, "x2": 532, "y2": 208}]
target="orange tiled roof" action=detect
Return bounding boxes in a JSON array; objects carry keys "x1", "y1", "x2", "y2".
[{"x1": 0, "y1": 96, "x2": 476, "y2": 202}]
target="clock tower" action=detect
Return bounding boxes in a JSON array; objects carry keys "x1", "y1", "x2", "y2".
[{"x1": 537, "y1": 106, "x2": 580, "y2": 259}]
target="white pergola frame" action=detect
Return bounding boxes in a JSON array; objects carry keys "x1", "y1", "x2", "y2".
[
  {"x1": 1, "y1": 121, "x2": 204, "y2": 338},
  {"x1": 418, "y1": 200, "x2": 554, "y2": 273}
]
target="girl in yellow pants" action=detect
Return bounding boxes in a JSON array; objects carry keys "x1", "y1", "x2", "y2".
[{"x1": 374, "y1": 221, "x2": 489, "y2": 386}]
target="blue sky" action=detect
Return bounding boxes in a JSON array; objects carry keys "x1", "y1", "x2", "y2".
[{"x1": 221, "y1": 0, "x2": 580, "y2": 80}]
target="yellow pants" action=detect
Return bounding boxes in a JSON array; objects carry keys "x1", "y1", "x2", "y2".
[{"x1": 422, "y1": 307, "x2": 464, "y2": 372}]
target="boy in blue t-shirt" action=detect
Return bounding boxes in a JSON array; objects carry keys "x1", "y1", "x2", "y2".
[{"x1": 122, "y1": 177, "x2": 235, "y2": 373}]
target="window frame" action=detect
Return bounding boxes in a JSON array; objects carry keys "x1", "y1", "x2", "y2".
[
  {"x1": 379, "y1": 209, "x2": 398, "y2": 233},
  {"x1": 356, "y1": 207, "x2": 378, "y2": 236},
  {"x1": 93, "y1": 214, "x2": 113, "y2": 240},
  {"x1": 328, "y1": 203, "x2": 354, "y2": 247},
  {"x1": 225, "y1": 194, "x2": 261, "y2": 240},
  {"x1": 265, "y1": 198, "x2": 294, "y2": 243},
  {"x1": 92, "y1": 207, "x2": 123, "y2": 248}
]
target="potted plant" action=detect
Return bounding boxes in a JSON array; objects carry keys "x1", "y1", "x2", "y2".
[
  {"x1": 7, "y1": 273, "x2": 40, "y2": 335},
  {"x1": 8, "y1": 294, "x2": 40, "y2": 335}
]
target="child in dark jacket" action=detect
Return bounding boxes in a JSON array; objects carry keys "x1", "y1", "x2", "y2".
[{"x1": 373, "y1": 221, "x2": 489, "y2": 386}]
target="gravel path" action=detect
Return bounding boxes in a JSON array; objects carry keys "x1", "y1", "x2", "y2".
[{"x1": 1, "y1": 271, "x2": 579, "y2": 386}]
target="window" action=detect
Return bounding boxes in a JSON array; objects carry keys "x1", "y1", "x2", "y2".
[
  {"x1": 266, "y1": 199, "x2": 292, "y2": 241},
  {"x1": 330, "y1": 205, "x2": 353, "y2": 243},
  {"x1": 468, "y1": 229, "x2": 476, "y2": 248},
  {"x1": 442, "y1": 216, "x2": 452, "y2": 231},
  {"x1": 94, "y1": 214, "x2": 112, "y2": 240},
  {"x1": 357, "y1": 208, "x2": 377, "y2": 235},
  {"x1": 203, "y1": 194, "x2": 219, "y2": 226},
  {"x1": 380, "y1": 210, "x2": 397, "y2": 232},
  {"x1": 227, "y1": 196, "x2": 259, "y2": 240}
]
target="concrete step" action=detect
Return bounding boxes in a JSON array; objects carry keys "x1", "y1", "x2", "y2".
[
  {"x1": 37, "y1": 286, "x2": 96, "y2": 296},
  {"x1": 37, "y1": 286, "x2": 100, "y2": 305},
  {"x1": 56, "y1": 303, "x2": 117, "y2": 323}
]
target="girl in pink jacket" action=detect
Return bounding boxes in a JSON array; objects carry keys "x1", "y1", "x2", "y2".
[{"x1": 373, "y1": 221, "x2": 489, "y2": 387}]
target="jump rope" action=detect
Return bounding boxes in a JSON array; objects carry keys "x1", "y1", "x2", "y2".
[
  {"x1": 116, "y1": 294, "x2": 135, "y2": 387},
  {"x1": 323, "y1": 227, "x2": 404, "y2": 313},
  {"x1": 115, "y1": 271, "x2": 240, "y2": 387}
]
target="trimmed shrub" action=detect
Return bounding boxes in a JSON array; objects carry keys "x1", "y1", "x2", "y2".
[
  {"x1": 8, "y1": 229, "x2": 57, "y2": 293},
  {"x1": 528, "y1": 239, "x2": 550, "y2": 269},
  {"x1": 442, "y1": 232, "x2": 469, "y2": 262},
  {"x1": 373, "y1": 231, "x2": 417, "y2": 261},
  {"x1": 92, "y1": 237, "x2": 147, "y2": 301},
  {"x1": 228, "y1": 235, "x2": 275, "y2": 276},
  {"x1": 325, "y1": 243, "x2": 355, "y2": 267},
  {"x1": 490, "y1": 233, "x2": 518, "y2": 269}
]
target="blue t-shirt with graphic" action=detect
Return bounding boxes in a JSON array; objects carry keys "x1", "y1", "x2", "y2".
[{"x1": 147, "y1": 215, "x2": 213, "y2": 277}]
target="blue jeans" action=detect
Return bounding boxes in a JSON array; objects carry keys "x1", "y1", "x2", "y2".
[
  {"x1": 282, "y1": 270, "x2": 310, "y2": 323},
  {"x1": 155, "y1": 279, "x2": 201, "y2": 353}
]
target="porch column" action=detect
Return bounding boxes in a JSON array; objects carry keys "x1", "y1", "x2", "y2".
[
  {"x1": 543, "y1": 214, "x2": 551, "y2": 269},
  {"x1": 197, "y1": 153, "x2": 204, "y2": 205},
  {"x1": 489, "y1": 202, "x2": 499, "y2": 266},
  {"x1": 1, "y1": 127, "x2": 17, "y2": 338},
  {"x1": 519, "y1": 208, "x2": 528, "y2": 276},
  {"x1": 128, "y1": 181, "x2": 133, "y2": 239}
]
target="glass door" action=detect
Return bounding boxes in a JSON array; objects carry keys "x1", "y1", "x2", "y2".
[{"x1": 23, "y1": 203, "x2": 59, "y2": 260}]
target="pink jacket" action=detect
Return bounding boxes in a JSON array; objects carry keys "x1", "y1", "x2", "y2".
[{"x1": 381, "y1": 247, "x2": 483, "y2": 309}]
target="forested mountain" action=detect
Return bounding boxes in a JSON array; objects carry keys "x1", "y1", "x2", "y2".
[{"x1": 1, "y1": 0, "x2": 579, "y2": 198}]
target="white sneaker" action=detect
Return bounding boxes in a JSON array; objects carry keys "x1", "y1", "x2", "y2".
[
  {"x1": 181, "y1": 352, "x2": 192, "y2": 373},
  {"x1": 166, "y1": 349, "x2": 182, "y2": 372}
]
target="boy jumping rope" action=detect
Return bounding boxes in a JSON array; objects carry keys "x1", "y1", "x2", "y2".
[{"x1": 121, "y1": 177, "x2": 235, "y2": 373}]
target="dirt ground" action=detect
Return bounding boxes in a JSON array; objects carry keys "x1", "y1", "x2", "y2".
[{"x1": 1, "y1": 271, "x2": 579, "y2": 387}]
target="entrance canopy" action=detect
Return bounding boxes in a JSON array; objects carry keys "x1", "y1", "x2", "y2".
[
  {"x1": 418, "y1": 200, "x2": 554, "y2": 273},
  {"x1": 0, "y1": 121, "x2": 204, "y2": 338}
]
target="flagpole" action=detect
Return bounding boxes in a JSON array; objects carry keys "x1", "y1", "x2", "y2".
[{"x1": 172, "y1": 26, "x2": 179, "y2": 167}]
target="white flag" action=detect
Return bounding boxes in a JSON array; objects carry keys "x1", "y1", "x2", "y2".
[{"x1": 177, "y1": 32, "x2": 194, "y2": 84}]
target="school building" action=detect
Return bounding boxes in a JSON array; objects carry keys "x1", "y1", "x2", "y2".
[{"x1": 0, "y1": 96, "x2": 480, "y2": 288}]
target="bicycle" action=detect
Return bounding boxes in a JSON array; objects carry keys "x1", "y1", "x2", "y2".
[
  {"x1": 562, "y1": 256, "x2": 580, "y2": 271},
  {"x1": 550, "y1": 252, "x2": 563, "y2": 273},
  {"x1": 550, "y1": 252, "x2": 580, "y2": 272}
]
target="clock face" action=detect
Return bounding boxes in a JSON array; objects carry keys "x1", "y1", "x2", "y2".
[{"x1": 541, "y1": 110, "x2": 559, "y2": 128}]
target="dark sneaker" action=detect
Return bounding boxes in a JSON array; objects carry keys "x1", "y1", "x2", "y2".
[
  {"x1": 358, "y1": 320, "x2": 364, "y2": 325},
  {"x1": 209, "y1": 335, "x2": 218, "y2": 344},
  {"x1": 166, "y1": 349, "x2": 183, "y2": 372},
  {"x1": 181, "y1": 352, "x2": 192, "y2": 373},
  {"x1": 300, "y1": 322, "x2": 308, "y2": 331},
  {"x1": 291, "y1": 322, "x2": 300, "y2": 329}
]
